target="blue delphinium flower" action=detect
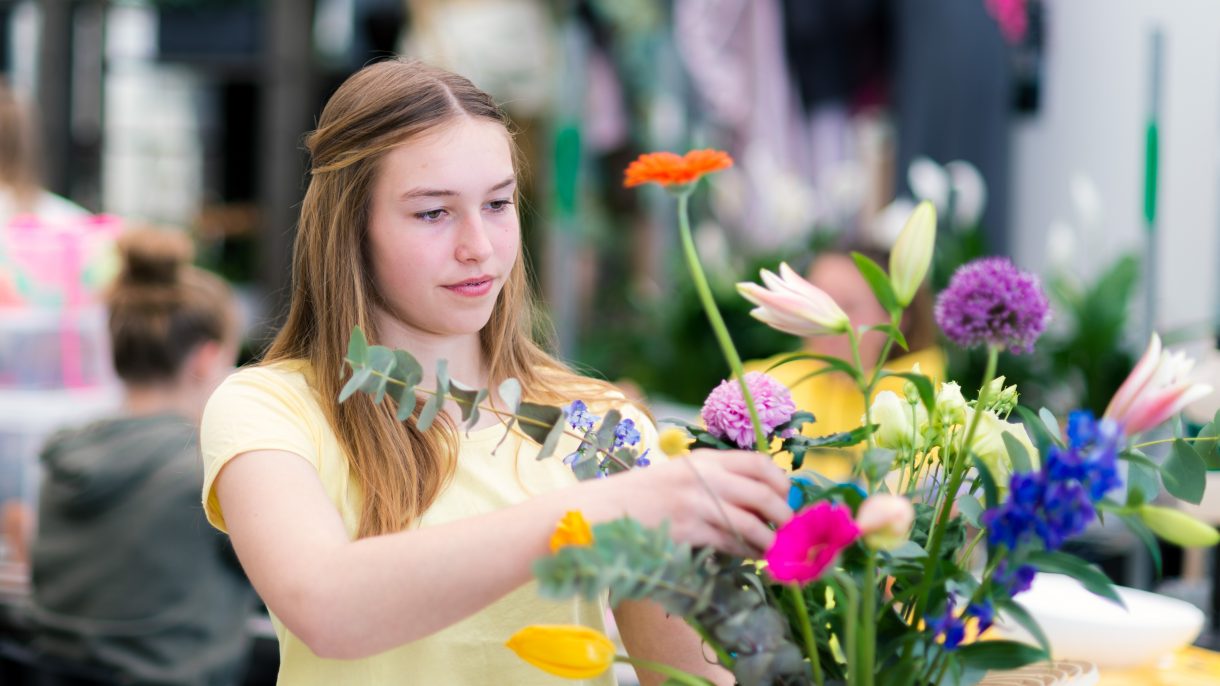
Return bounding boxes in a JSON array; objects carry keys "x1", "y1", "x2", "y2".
[
  {"x1": 614, "y1": 419, "x2": 641, "y2": 448},
  {"x1": 965, "y1": 599, "x2": 995, "y2": 634},
  {"x1": 993, "y1": 560, "x2": 1036, "y2": 596},
  {"x1": 563, "y1": 400, "x2": 598, "y2": 432},
  {"x1": 635, "y1": 449, "x2": 652, "y2": 468},
  {"x1": 925, "y1": 597, "x2": 966, "y2": 651}
]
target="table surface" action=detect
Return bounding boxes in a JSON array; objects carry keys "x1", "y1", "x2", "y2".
[{"x1": 1098, "y1": 646, "x2": 1220, "y2": 685}]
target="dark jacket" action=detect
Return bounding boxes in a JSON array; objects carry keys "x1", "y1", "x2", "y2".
[{"x1": 30, "y1": 413, "x2": 255, "y2": 686}]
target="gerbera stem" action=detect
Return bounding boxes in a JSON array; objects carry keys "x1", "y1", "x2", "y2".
[
  {"x1": 676, "y1": 192, "x2": 769, "y2": 451},
  {"x1": 859, "y1": 550, "x2": 877, "y2": 686},
  {"x1": 787, "y1": 584, "x2": 825, "y2": 686}
]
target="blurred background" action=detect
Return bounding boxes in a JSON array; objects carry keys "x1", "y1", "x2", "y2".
[{"x1": 2, "y1": 0, "x2": 1220, "y2": 683}]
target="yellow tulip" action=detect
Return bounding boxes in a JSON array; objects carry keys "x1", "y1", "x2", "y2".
[
  {"x1": 889, "y1": 200, "x2": 937, "y2": 307},
  {"x1": 549, "y1": 511, "x2": 594, "y2": 553},
  {"x1": 659, "y1": 427, "x2": 694, "y2": 457},
  {"x1": 506, "y1": 624, "x2": 616, "y2": 679}
]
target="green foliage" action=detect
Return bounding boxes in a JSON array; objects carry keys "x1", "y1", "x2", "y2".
[{"x1": 535, "y1": 518, "x2": 810, "y2": 685}]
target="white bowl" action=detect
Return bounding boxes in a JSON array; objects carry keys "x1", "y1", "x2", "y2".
[{"x1": 995, "y1": 573, "x2": 1205, "y2": 668}]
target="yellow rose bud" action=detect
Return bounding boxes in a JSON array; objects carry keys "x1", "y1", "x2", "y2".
[
  {"x1": 966, "y1": 407, "x2": 1038, "y2": 487},
  {"x1": 549, "y1": 511, "x2": 594, "y2": 553},
  {"x1": 889, "y1": 200, "x2": 937, "y2": 307},
  {"x1": 1138, "y1": 506, "x2": 1220, "y2": 548},
  {"x1": 506, "y1": 624, "x2": 616, "y2": 679},
  {"x1": 659, "y1": 427, "x2": 695, "y2": 457}
]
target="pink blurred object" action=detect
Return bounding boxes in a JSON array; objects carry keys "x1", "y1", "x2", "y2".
[
  {"x1": 1104, "y1": 333, "x2": 1214, "y2": 436},
  {"x1": 985, "y1": 0, "x2": 1028, "y2": 44},
  {"x1": 2, "y1": 214, "x2": 122, "y2": 387}
]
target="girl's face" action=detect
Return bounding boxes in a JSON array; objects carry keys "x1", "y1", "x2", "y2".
[{"x1": 367, "y1": 117, "x2": 520, "y2": 338}]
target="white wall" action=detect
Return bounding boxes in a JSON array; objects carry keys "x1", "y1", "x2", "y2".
[{"x1": 1011, "y1": 0, "x2": 1220, "y2": 336}]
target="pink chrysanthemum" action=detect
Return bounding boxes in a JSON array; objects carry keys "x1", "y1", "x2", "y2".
[
  {"x1": 765, "y1": 501, "x2": 860, "y2": 584},
  {"x1": 700, "y1": 372, "x2": 796, "y2": 449}
]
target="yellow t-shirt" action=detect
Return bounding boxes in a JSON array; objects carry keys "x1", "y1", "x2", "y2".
[
  {"x1": 745, "y1": 347, "x2": 946, "y2": 478},
  {"x1": 200, "y1": 359, "x2": 655, "y2": 685}
]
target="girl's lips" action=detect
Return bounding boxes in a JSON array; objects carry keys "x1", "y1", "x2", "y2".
[{"x1": 443, "y1": 278, "x2": 493, "y2": 297}]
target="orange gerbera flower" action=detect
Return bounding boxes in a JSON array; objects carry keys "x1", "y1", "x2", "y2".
[{"x1": 623, "y1": 149, "x2": 733, "y2": 189}]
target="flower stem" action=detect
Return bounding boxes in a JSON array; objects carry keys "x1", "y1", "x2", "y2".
[
  {"x1": 614, "y1": 656, "x2": 715, "y2": 686},
  {"x1": 832, "y1": 572, "x2": 860, "y2": 684},
  {"x1": 1131, "y1": 436, "x2": 1220, "y2": 449},
  {"x1": 676, "y1": 192, "x2": 768, "y2": 451},
  {"x1": 859, "y1": 551, "x2": 877, "y2": 686},
  {"x1": 787, "y1": 585, "x2": 825, "y2": 686},
  {"x1": 913, "y1": 345, "x2": 1000, "y2": 621},
  {"x1": 687, "y1": 618, "x2": 736, "y2": 670}
]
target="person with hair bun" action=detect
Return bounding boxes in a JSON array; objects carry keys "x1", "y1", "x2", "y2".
[
  {"x1": 201, "y1": 58, "x2": 790, "y2": 685},
  {"x1": 27, "y1": 227, "x2": 256, "y2": 685}
]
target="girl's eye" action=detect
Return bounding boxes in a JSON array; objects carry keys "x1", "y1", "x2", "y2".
[
  {"x1": 487, "y1": 199, "x2": 514, "y2": 213},
  {"x1": 415, "y1": 208, "x2": 447, "y2": 223}
]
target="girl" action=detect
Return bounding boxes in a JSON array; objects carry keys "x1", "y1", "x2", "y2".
[
  {"x1": 202, "y1": 59, "x2": 791, "y2": 685},
  {"x1": 31, "y1": 228, "x2": 254, "y2": 684}
]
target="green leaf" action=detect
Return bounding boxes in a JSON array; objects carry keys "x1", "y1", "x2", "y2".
[
  {"x1": 765, "y1": 352, "x2": 862, "y2": 384},
  {"x1": 957, "y1": 494, "x2": 984, "y2": 528},
  {"x1": 878, "y1": 371, "x2": 935, "y2": 412},
  {"x1": 1001, "y1": 432, "x2": 1033, "y2": 474},
  {"x1": 339, "y1": 367, "x2": 372, "y2": 403},
  {"x1": 1124, "y1": 459, "x2": 1160, "y2": 507},
  {"x1": 1119, "y1": 448, "x2": 1159, "y2": 470},
  {"x1": 366, "y1": 346, "x2": 397, "y2": 404},
  {"x1": 851, "y1": 251, "x2": 900, "y2": 312},
  {"x1": 1015, "y1": 406, "x2": 1062, "y2": 450},
  {"x1": 862, "y1": 447, "x2": 897, "y2": 485},
  {"x1": 449, "y1": 382, "x2": 488, "y2": 427},
  {"x1": 416, "y1": 393, "x2": 443, "y2": 431},
  {"x1": 1026, "y1": 550, "x2": 1124, "y2": 607},
  {"x1": 1194, "y1": 410, "x2": 1220, "y2": 469},
  {"x1": 1117, "y1": 512, "x2": 1163, "y2": 575},
  {"x1": 570, "y1": 451, "x2": 599, "y2": 479},
  {"x1": 392, "y1": 350, "x2": 423, "y2": 388},
  {"x1": 517, "y1": 402, "x2": 565, "y2": 445},
  {"x1": 498, "y1": 378, "x2": 522, "y2": 414},
  {"x1": 1038, "y1": 408, "x2": 1063, "y2": 445},
  {"x1": 956, "y1": 640, "x2": 1047, "y2": 671},
  {"x1": 1162, "y1": 439, "x2": 1207, "y2": 504},
  {"x1": 593, "y1": 409, "x2": 622, "y2": 451},
  {"x1": 884, "y1": 540, "x2": 928, "y2": 560},
  {"x1": 971, "y1": 455, "x2": 1000, "y2": 510},
  {"x1": 995, "y1": 599, "x2": 1052, "y2": 657},
  {"x1": 346, "y1": 325, "x2": 369, "y2": 366},
  {"x1": 393, "y1": 381, "x2": 418, "y2": 422},
  {"x1": 862, "y1": 323, "x2": 909, "y2": 351}
]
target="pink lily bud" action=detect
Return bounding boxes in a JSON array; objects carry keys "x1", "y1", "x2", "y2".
[
  {"x1": 856, "y1": 494, "x2": 915, "y2": 551},
  {"x1": 1104, "y1": 333, "x2": 1213, "y2": 436},
  {"x1": 736, "y1": 263, "x2": 851, "y2": 337}
]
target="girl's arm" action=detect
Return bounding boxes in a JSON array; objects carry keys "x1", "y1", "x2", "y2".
[
  {"x1": 615, "y1": 599, "x2": 735, "y2": 686},
  {"x1": 215, "y1": 447, "x2": 790, "y2": 659}
]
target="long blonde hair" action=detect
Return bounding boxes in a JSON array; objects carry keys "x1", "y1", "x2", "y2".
[{"x1": 264, "y1": 58, "x2": 615, "y2": 538}]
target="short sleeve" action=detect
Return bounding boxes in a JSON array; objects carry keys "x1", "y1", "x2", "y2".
[{"x1": 199, "y1": 366, "x2": 322, "y2": 532}]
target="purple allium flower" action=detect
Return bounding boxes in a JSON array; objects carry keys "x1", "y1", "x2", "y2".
[
  {"x1": 701, "y1": 372, "x2": 797, "y2": 449},
  {"x1": 934, "y1": 257, "x2": 1050, "y2": 353}
]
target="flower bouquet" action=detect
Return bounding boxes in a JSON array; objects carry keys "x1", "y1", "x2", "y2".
[{"x1": 341, "y1": 149, "x2": 1220, "y2": 685}]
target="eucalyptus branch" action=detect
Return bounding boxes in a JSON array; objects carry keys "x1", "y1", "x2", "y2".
[
  {"x1": 343, "y1": 358, "x2": 635, "y2": 472},
  {"x1": 1131, "y1": 435, "x2": 1220, "y2": 449}
]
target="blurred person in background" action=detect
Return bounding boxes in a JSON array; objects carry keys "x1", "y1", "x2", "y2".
[
  {"x1": 0, "y1": 80, "x2": 87, "y2": 226},
  {"x1": 26, "y1": 228, "x2": 256, "y2": 685},
  {"x1": 746, "y1": 246, "x2": 944, "y2": 478}
]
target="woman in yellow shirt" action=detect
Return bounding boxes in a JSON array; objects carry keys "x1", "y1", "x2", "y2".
[
  {"x1": 746, "y1": 249, "x2": 945, "y2": 478},
  {"x1": 200, "y1": 59, "x2": 791, "y2": 685}
]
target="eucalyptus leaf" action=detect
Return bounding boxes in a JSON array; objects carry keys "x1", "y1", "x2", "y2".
[
  {"x1": 957, "y1": 494, "x2": 984, "y2": 528},
  {"x1": 1038, "y1": 408, "x2": 1063, "y2": 445},
  {"x1": 1124, "y1": 460, "x2": 1160, "y2": 507},
  {"x1": 498, "y1": 378, "x2": 522, "y2": 414},
  {"x1": 1162, "y1": 439, "x2": 1206, "y2": 505},
  {"x1": 593, "y1": 409, "x2": 622, "y2": 451},
  {"x1": 339, "y1": 367, "x2": 372, "y2": 403},
  {"x1": 366, "y1": 346, "x2": 397, "y2": 404},
  {"x1": 537, "y1": 413, "x2": 569, "y2": 461},
  {"x1": 392, "y1": 349, "x2": 423, "y2": 388},
  {"x1": 392, "y1": 380, "x2": 418, "y2": 422},
  {"x1": 517, "y1": 402, "x2": 565, "y2": 445},
  {"x1": 346, "y1": 325, "x2": 368, "y2": 366}
]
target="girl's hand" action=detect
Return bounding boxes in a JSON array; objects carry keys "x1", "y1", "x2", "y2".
[{"x1": 594, "y1": 449, "x2": 793, "y2": 557}]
